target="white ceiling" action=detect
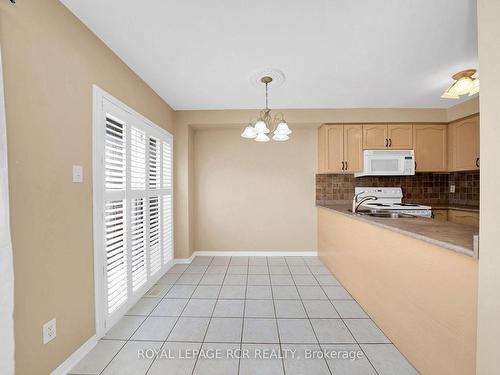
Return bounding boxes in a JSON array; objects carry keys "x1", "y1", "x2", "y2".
[{"x1": 60, "y1": 0, "x2": 478, "y2": 110}]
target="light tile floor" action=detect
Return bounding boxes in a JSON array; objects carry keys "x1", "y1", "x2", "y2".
[{"x1": 70, "y1": 256, "x2": 419, "y2": 375}]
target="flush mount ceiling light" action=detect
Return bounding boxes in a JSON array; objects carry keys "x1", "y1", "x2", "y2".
[
  {"x1": 441, "y1": 69, "x2": 480, "y2": 99},
  {"x1": 241, "y1": 76, "x2": 292, "y2": 142}
]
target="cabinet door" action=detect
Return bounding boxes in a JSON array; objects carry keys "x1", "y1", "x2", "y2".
[
  {"x1": 448, "y1": 210, "x2": 479, "y2": 227},
  {"x1": 450, "y1": 116, "x2": 480, "y2": 171},
  {"x1": 363, "y1": 124, "x2": 388, "y2": 149},
  {"x1": 433, "y1": 209, "x2": 448, "y2": 221},
  {"x1": 343, "y1": 124, "x2": 363, "y2": 172},
  {"x1": 388, "y1": 124, "x2": 413, "y2": 149},
  {"x1": 325, "y1": 125, "x2": 345, "y2": 172},
  {"x1": 413, "y1": 124, "x2": 447, "y2": 171}
]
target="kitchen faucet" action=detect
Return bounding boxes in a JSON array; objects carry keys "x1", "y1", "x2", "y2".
[{"x1": 352, "y1": 191, "x2": 378, "y2": 213}]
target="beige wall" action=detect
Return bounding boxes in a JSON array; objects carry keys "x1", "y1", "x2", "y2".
[
  {"x1": 0, "y1": 0, "x2": 174, "y2": 374},
  {"x1": 447, "y1": 97, "x2": 479, "y2": 122},
  {"x1": 476, "y1": 1, "x2": 500, "y2": 374},
  {"x1": 194, "y1": 128, "x2": 317, "y2": 251}
]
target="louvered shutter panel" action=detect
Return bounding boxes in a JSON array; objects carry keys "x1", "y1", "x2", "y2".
[
  {"x1": 105, "y1": 200, "x2": 127, "y2": 314},
  {"x1": 130, "y1": 198, "x2": 146, "y2": 290},
  {"x1": 131, "y1": 127, "x2": 146, "y2": 190},
  {"x1": 149, "y1": 196, "x2": 161, "y2": 275},
  {"x1": 97, "y1": 93, "x2": 173, "y2": 331},
  {"x1": 148, "y1": 137, "x2": 161, "y2": 189},
  {"x1": 105, "y1": 116, "x2": 126, "y2": 190},
  {"x1": 162, "y1": 140, "x2": 173, "y2": 265},
  {"x1": 162, "y1": 195, "x2": 173, "y2": 264}
]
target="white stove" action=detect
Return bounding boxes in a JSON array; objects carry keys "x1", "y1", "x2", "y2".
[{"x1": 355, "y1": 187, "x2": 432, "y2": 218}]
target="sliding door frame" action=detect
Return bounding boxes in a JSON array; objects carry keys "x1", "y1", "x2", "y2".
[{"x1": 92, "y1": 85, "x2": 173, "y2": 338}]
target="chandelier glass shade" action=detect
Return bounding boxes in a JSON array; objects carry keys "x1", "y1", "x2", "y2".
[
  {"x1": 241, "y1": 76, "x2": 292, "y2": 142},
  {"x1": 441, "y1": 69, "x2": 480, "y2": 99}
]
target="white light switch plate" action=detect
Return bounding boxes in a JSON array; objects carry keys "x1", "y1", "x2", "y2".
[
  {"x1": 450, "y1": 184, "x2": 455, "y2": 193},
  {"x1": 72, "y1": 165, "x2": 83, "y2": 183},
  {"x1": 43, "y1": 318, "x2": 57, "y2": 344}
]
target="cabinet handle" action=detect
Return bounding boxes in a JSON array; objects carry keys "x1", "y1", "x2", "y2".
[
  {"x1": 476, "y1": 158, "x2": 480, "y2": 168},
  {"x1": 389, "y1": 138, "x2": 392, "y2": 147},
  {"x1": 341, "y1": 161, "x2": 345, "y2": 170},
  {"x1": 385, "y1": 138, "x2": 388, "y2": 147},
  {"x1": 345, "y1": 161, "x2": 348, "y2": 170}
]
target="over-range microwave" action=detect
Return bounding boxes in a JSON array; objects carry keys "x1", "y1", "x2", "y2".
[{"x1": 354, "y1": 150, "x2": 415, "y2": 177}]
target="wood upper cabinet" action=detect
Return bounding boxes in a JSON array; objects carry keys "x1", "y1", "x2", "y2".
[
  {"x1": 388, "y1": 124, "x2": 413, "y2": 149},
  {"x1": 413, "y1": 124, "x2": 447, "y2": 172},
  {"x1": 318, "y1": 124, "x2": 362, "y2": 173},
  {"x1": 343, "y1": 125, "x2": 363, "y2": 172},
  {"x1": 363, "y1": 124, "x2": 412, "y2": 149},
  {"x1": 448, "y1": 115, "x2": 480, "y2": 171},
  {"x1": 363, "y1": 124, "x2": 388, "y2": 149}
]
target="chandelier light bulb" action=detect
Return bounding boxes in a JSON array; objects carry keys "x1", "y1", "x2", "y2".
[
  {"x1": 241, "y1": 126, "x2": 257, "y2": 139},
  {"x1": 274, "y1": 121, "x2": 292, "y2": 136},
  {"x1": 272, "y1": 133, "x2": 289, "y2": 141},
  {"x1": 255, "y1": 133, "x2": 270, "y2": 142},
  {"x1": 254, "y1": 120, "x2": 270, "y2": 134}
]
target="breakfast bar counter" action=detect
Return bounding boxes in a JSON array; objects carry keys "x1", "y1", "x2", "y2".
[{"x1": 317, "y1": 203, "x2": 479, "y2": 257}]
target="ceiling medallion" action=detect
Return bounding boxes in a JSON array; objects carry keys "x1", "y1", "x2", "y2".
[
  {"x1": 441, "y1": 69, "x2": 479, "y2": 99},
  {"x1": 241, "y1": 76, "x2": 291, "y2": 142}
]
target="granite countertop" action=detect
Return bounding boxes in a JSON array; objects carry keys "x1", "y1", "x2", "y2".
[
  {"x1": 317, "y1": 204, "x2": 479, "y2": 258},
  {"x1": 430, "y1": 204, "x2": 479, "y2": 212}
]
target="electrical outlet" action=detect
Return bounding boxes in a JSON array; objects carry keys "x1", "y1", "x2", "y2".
[
  {"x1": 450, "y1": 184, "x2": 456, "y2": 193},
  {"x1": 72, "y1": 165, "x2": 83, "y2": 183},
  {"x1": 43, "y1": 319, "x2": 56, "y2": 344}
]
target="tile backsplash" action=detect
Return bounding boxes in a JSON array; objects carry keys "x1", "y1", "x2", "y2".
[{"x1": 316, "y1": 171, "x2": 479, "y2": 207}]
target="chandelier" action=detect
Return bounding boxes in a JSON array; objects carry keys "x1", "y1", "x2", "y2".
[
  {"x1": 241, "y1": 76, "x2": 292, "y2": 142},
  {"x1": 441, "y1": 69, "x2": 480, "y2": 99}
]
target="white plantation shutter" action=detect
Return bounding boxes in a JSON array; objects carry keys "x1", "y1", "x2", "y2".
[
  {"x1": 105, "y1": 116, "x2": 126, "y2": 190},
  {"x1": 96, "y1": 94, "x2": 173, "y2": 331},
  {"x1": 105, "y1": 200, "x2": 127, "y2": 314},
  {"x1": 131, "y1": 127, "x2": 146, "y2": 190},
  {"x1": 130, "y1": 198, "x2": 146, "y2": 291},
  {"x1": 162, "y1": 195, "x2": 173, "y2": 264},
  {"x1": 161, "y1": 140, "x2": 173, "y2": 264},
  {"x1": 148, "y1": 196, "x2": 161, "y2": 275}
]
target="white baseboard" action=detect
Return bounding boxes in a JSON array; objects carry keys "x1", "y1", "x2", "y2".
[
  {"x1": 192, "y1": 251, "x2": 318, "y2": 257},
  {"x1": 174, "y1": 253, "x2": 195, "y2": 264},
  {"x1": 51, "y1": 335, "x2": 98, "y2": 375}
]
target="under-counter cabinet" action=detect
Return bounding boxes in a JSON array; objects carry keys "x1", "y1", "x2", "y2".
[
  {"x1": 363, "y1": 124, "x2": 413, "y2": 149},
  {"x1": 448, "y1": 209, "x2": 479, "y2": 227},
  {"x1": 318, "y1": 124, "x2": 363, "y2": 173},
  {"x1": 448, "y1": 115, "x2": 480, "y2": 171},
  {"x1": 433, "y1": 209, "x2": 448, "y2": 221},
  {"x1": 413, "y1": 124, "x2": 447, "y2": 172}
]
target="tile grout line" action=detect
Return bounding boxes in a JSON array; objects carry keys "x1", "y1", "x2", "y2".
[
  {"x1": 305, "y1": 261, "x2": 381, "y2": 375},
  {"x1": 236, "y1": 257, "x2": 249, "y2": 375},
  {"x1": 98, "y1": 265, "x2": 190, "y2": 375},
  {"x1": 189, "y1": 256, "x2": 230, "y2": 375},
  {"x1": 267, "y1": 257, "x2": 287, "y2": 375},
  {"x1": 144, "y1": 257, "x2": 214, "y2": 375},
  {"x1": 284, "y1": 257, "x2": 333, "y2": 375}
]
